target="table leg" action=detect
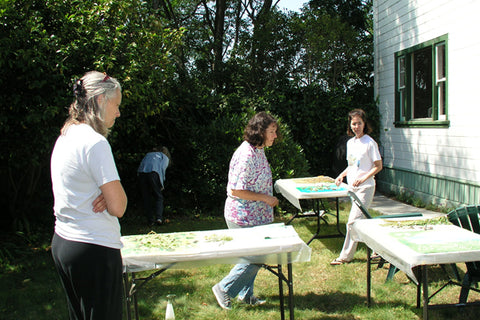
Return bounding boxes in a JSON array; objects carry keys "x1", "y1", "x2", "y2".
[
  {"x1": 367, "y1": 247, "x2": 371, "y2": 307},
  {"x1": 123, "y1": 272, "x2": 140, "y2": 320},
  {"x1": 306, "y1": 201, "x2": 321, "y2": 244},
  {"x1": 278, "y1": 264, "x2": 285, "y2": 320},
  {"x1": 288, "y1": 263, "x2": 294, "y2": 320},
  {"x1": 335, "y1": 198, "x2": 343, "y2": 236},
  {"x1": 416, "y1": 267, "x2": 421, "y2": 308},
  {"x1": 123, "y1": 272, "x2": 132, "y2": 320},
  {"x1": 422, "y1": 265, "x2": 429, "y2": 320},
  {"x1": 305, "y1": 198, "x2": 344, "y2": 244},
  {"x1": 132, "y1": 273, "x2": 139, "y2": 320},
  {"x1": 264, "y1": 263, "x2": 295, "y2": 320},
  {"x1": 286, "y1": 212, "x2": 303, "y2": 225}
]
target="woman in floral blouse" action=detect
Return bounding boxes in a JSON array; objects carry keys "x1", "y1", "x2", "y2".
[{"x1": 212, "y1": 111, "x2": 279, "y2": 310}]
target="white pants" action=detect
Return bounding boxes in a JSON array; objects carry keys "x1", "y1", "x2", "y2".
[{"x1": 338, "y1": 186, "x2": 375, "y2": 261}]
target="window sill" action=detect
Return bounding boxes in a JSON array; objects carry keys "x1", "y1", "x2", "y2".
[{"x1": 394, "y1": 120, "x2": 450, "y2": 128}]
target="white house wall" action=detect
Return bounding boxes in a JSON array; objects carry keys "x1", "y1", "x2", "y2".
[{"x1": 374, "y1": 0, "x2": 480, "y2": 185}]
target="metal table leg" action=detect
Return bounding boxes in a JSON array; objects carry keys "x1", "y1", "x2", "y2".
[
  {"x1": 264, "y1": 262, "x2": 295, "y2": 320},
  {"x1": 367, "y1": 247, "x2": 371, "y2": 307},
  {"x1": 287, "y1": 198, "x2": 344, "y2": 245},
  {"x1": 422, "y1": 266, "x2": 429, "y2": 320},
  {"x1": 288, "y1": 263, "x2": 294, "y2": 320}
]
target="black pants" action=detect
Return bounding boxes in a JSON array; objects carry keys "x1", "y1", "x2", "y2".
[
  {"x1": 138, "y1": 172, "x2": 164, "y2": 223},
  {"x1": 51, "y1": 233, "x2": 123, "y2": 320}
]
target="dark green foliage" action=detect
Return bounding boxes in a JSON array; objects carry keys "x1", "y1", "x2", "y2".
[
  {"x1": 0, "y1": 0, "x2": 376, "y2": 232},
  {"x1": 0, "y1": 0, "x2": 183, "y2": 230}
]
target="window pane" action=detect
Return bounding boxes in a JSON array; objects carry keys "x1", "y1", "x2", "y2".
[
  {"x1": 399, "y1": 90, "x2": 406, "y2": 120},
  {"x1": 399, "y1": 56, "x2": 406, "y2": 88},
  {"x1": 436, "y1": 44, "x2": 445, "y2": 80},
  {"x1": 413, "y1": 47, "x2": 432, "y2": 119},
  {"x1": 436, "y1": 43, "x2": 446, "y2": 119},
  {"x1": 438, "y1": 82, "x2": 445, "y2": 116},
  {"x1": 397, "y1": 56, "x2": 406, "y2": 120}
]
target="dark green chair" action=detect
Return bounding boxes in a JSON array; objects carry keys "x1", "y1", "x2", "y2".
[
  {"x1": 347, "y1": 191, "x2": 423, "y2": 281},
  {"x1": 447, "y1": 205, "x2": 480, "y2": 304}
]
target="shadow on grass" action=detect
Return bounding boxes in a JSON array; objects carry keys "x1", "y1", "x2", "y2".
[
  {"x1": 295, "y1": 290, "x2": 366, "y2": 313},
  {"x1": 293, "y1": 289, "x2": 479, "y2": 320}
]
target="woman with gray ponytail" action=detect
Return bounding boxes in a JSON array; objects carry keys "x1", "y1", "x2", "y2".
[
  {"x1": 64, "y1": 71, "x2": 123, "y2": 137},
  {"x1": 50, "y1": 71, "x2": 127, "y2": 319}
]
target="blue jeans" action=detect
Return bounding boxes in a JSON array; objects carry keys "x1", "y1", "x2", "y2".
[{"x1": 217, "y1": 220, "x2": 261, "y2": 300}]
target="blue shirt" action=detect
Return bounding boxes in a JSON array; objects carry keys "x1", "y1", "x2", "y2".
[{"x1": 137, "y1": 152, "x2": 169, "y2": 186}]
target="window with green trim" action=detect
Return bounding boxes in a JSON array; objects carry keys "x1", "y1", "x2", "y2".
[{"x1": 394, "y1": 35, "x2": 449, "y2": 127}]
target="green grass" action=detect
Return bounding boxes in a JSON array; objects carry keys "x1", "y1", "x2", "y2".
[{"x1": 1, "y1": 202, "x2": 479, "y2": 319}]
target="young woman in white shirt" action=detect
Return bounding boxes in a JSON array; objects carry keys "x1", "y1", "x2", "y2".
[{"x1": 331, "y1": 108, "x2": 382, "y2": 265}]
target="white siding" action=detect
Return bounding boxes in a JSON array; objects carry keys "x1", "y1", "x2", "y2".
[{"x1": 374, "y1": 0, "x2": 480, "y2": 183}]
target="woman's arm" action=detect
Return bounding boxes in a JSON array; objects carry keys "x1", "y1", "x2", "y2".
[
  {"x1": 231, "y1": 189, "x2": 279, "y2": 208},
  {"x1": 99, "y1": 180, "x2": 127, "y2": 218},
  {"x1": 335, "y1": 168, "x2": 349, "y2": 186},
  {"x1": 352, "y1": 159, "x2": 383, "y2": 187}
]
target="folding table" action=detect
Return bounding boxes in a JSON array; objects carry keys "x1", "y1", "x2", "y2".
[
  {"x1": 274, "y1": 177, "x2": 349, "y2": 244},
  {"x1": 121, "y1": 223, "x2": 311, "y2": 320},
  {"x1": 350, "y1": 218, "x2": 480, "y2": 319}
]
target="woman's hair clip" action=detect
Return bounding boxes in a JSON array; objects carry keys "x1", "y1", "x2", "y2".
[
  {"x1": 102, "y1": 72, "x2": 110, "y2": 82},
  {"x1": 73, "y1": 79, "x2": 86, "y2": 98}
]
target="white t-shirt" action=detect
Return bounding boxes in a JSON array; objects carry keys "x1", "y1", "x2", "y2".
[
  {"x1": 346, "y1": 134, "x2": 382, "y2": 188},
  {"x1": 51, "y1": 124, "x2": 122, "y2": 249}
]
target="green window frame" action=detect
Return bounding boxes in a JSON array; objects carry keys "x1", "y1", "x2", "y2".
[{"x1": 394, "y1": 34, "x2": 449, "y2": 128}]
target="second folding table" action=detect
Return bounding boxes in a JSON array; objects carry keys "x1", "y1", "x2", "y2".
[{"x1": 274, "y1": 176, "x2": 349, "y2": 244}]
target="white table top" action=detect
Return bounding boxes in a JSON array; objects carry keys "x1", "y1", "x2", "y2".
[
  {"x1": 121, "y1": 223, "x2": 311, "y2": 273},
  {"x1": 274, "y1": 177, "x2": 349, "y2": 210},
  {"x1": 351, "y1": 218, "x2": 480, "y2": 283}
]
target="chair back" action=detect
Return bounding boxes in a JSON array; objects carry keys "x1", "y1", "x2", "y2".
[
  {"x1": 447, "y1": 205, "x2": 480, "y2": 233},
  {"x1": 447, "y1": 205, "x2": 480, "y2": 275}
]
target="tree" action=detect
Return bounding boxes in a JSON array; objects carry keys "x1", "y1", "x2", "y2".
[
  {"x1": 0, "y1": 0, "x2": 183, "y2": 231},
  {"x1": 0, "y1": 0, "x2": 375, "y2": 232}
]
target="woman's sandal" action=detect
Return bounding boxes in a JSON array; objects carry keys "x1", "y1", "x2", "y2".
[{"x1": 330, "y1": 258, "x2": 349, "y2": 265}]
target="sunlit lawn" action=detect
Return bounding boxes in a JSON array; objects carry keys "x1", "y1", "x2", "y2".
[{"x1": 1, "y1": 200, "x2": 479, "y2": 319}]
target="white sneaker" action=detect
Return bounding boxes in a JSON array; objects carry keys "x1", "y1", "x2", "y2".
[{"x1": 212, "y1": 284, "x2": 231, "y2": 310}]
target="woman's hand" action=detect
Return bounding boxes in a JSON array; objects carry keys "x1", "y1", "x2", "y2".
[
  {"x1": 335, "y1": 168, "x2": 348, "y2": 186},
  {"x1": 92, "y1": 193, "x2": 107, "y2": 213},
  {"x1": 263, "y1": 195, "x2": 279, "y2": 208},
  {"x1": 335, "y1": 176, "x2": 343, "y2": 186},
  {"x1": 351, "y1": 177, "x2": 366, "y2": 187},
  {"x1": 351, "y1": 160, "x2": 382, "y2": 187}
]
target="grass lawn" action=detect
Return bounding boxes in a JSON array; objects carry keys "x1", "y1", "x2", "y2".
[{"x1": 1, "y1": 201, "x2": 479, "y2": 319}]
